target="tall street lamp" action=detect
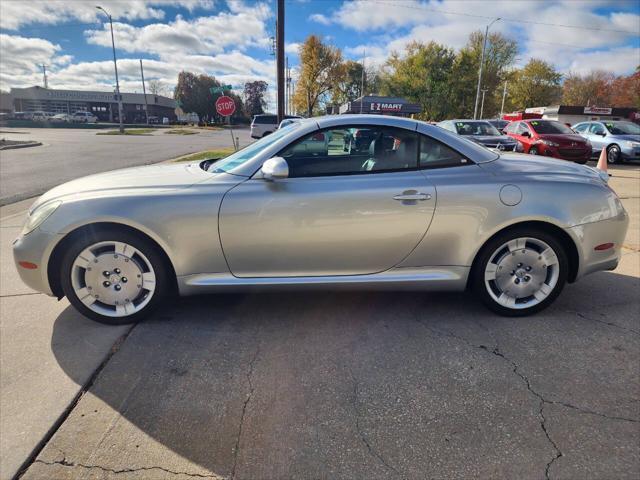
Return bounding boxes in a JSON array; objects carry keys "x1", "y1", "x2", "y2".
[
  {"x1": 473, "y1": 17, "x2": 500, "y2": 120},
  {"x1": 96, "y1": 5, "x2": 124, "y2": 133}
]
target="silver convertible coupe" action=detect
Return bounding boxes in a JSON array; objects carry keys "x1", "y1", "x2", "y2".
[{"x1": 14, "y1": 115, "x2": 628, "y2": 324}]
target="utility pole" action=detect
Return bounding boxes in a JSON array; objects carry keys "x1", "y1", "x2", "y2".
[
  {"x1": 474, "y1": 17, "x2": 500, "y2": 120},
  {"x1": 480, "y1": 88, "x2": 488, "y2": 119},
  {"x1": 360, "y1": 49, "x2": 365, "y2": 114},
  {"x1": 96, "y1": 5, "x2": 124, "y2": 133},
  {"x1": 139, "y1": 60, "x2": 149, "y2": 125},
  {"x1": 285, "y1": 56, "x2": 290, "y2": 115},
  {"x1": 276, "y1": 0, "x2": 285, "y2": 123},
  {"x1": 41, "y1": 64, "x2": 48, "y2": 89},
  {"x1": 500, "y1": 81, "x2": 507, "y2": 117}
]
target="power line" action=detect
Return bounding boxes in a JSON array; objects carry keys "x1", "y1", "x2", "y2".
[{"x1": 369, "y1": 0, "x2": 639, "y2": 35}]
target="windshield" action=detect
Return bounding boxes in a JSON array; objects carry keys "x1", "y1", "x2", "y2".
[
  {"x1": 529, "y1": 120, "x2": 574, "y2": 134},
  {"x1": 454, "y1": 121, "x2": 501, "y2": 136},
  {"x1": 604, "y1": 121, "x2": 640, "y2": 135},
  {"x1": 207, "y1": 126, "x2": 296, "y2": 174}
]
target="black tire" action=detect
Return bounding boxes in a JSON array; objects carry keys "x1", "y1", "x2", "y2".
[
  {"x1": 262, "y1": 131, "x2": 272, "y2": 138},
  {"x1": 529, "y1": 146, "x2": 539, "y2": 155},
  {"x1": 60, "y1": 227, "x2": 172, "y2": 325},
  {"x1": 607, "y1": 144, "x2": 621, "y2": 164},
  {"x1": 472, "y1": 227, "x2": 569, "y2": 317}
]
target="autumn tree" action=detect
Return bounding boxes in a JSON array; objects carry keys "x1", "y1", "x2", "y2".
[
  {"x1": 562, "y1": 70, "x2": 616, "y2": 106},
  {"x1": 292, "y1": 35, "x2": 344, "y2": 116},
  {"x1": 508, "y1": 59, "x2": 562, "y2": 110},
  {"x1": 243, "y1": 80, "x2": 268, "y2": 117},
  {"x1": 610, "y1": 69, "x2": 640, "y2": 108},
  {"x1": 174, "y1": 72, "x2": 245, "y2": 124}
]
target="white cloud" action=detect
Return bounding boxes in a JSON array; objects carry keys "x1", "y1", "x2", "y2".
[
  {"x1": 285, "y1": 42, "x2": 301, "y2": 54},
  {"x1": 332, "y1": 0, "x2": 639, "y2": 75},
  {"x1": 0, "y1": 0, "x2": 214, "y2": 30},
  {"x1": 565, "y1": 46, "x2": 640, "y2": 75},
  {"x1": 309, "y1": 13, "x2": 332, "y2": 26},
  {"x1": 85, "y1": 2, "x2": 272, "y2": 57}
]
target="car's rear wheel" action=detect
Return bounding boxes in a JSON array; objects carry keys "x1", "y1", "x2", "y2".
[
  {"x1": 473, "y1": 228, "x2": 568, "y2": 316},
  {"x1": 607, "y1": 144, "x2": 621, "y2": 164},
  {"x1": 529, "y1": 146, "x2": 539, "y2": 155},
  {"x1": 60, "y1": 228, "x2": 171, "y2": 325}
]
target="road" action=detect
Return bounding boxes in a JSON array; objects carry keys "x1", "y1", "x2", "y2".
[
  {"x1": 0, "y1": 127, "x2": 251, "y2": 205},
  {"x1": 0, "y1": 164, "x2": 638, "y2": 480}
]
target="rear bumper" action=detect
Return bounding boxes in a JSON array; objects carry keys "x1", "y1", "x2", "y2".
[{"x1": 568, "y1": 209, "x2": 629, "y2": 280}]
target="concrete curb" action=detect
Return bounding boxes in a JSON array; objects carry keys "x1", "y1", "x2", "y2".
[{"x1": 0, "y1": 141, "x2": 43, "y2": 151}]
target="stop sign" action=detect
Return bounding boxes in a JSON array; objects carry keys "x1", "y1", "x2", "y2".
[{"x1": 215, "y1": 95, "x2": 236, "y2": 117}]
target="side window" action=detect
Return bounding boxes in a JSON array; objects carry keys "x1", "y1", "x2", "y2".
[
  {"x1": 279, "y1": 126, "x2": 418, "y2": 178},
  {"x1": 589, "y1": 123, "x2": 605, "y2": 135},
  {"x1": 504, "y1": 122, "x2": 517, "y2": 134},
  {"x1": 516, "y1": 123, "x2": 530, "y2": 135},
  {"x1": 573, "y1": 123, "x2": 588, "y2": 133},
  {"x1": 419, "y1": 134, "x2": 469, "y2": 169}
]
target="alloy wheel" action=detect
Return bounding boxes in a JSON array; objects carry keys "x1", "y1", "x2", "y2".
[
  {"x1": 484, "y1": 237, "x2": 560, "y2": 310},
  {"x1": 70, "y1": 241, "x2": 156, "y2": 317}
]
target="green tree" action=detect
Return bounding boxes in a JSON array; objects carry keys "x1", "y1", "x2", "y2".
[
  {"x1": 459, "y1": 31, "x2": 518, "y2": 118},
  {"x1": 174, "y1": 72, "x2": 245, "y2": 124},
  {"x1": 379, "y1": 41, "x2": 456, "y2": 120},
  {"x1": 293, "y1": 35, "x2": 344, "y2": 116},
  {"x1": 243, "y1": 80, "x2": 268, "y2": 117},
  {"x1": 509, "y1": 59, "x2": 562, "y2": 110}
]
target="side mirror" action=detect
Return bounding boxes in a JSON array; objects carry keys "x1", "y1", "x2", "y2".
[
  {"x1": 261, "y1": 157, "x2": 289, "y2": 180},
  {"x1": 522, "y1": 131, "x2": 530, "y2": 138},
  {"x1": 598, "y1": 132, "x2": 607, "y2": 137}
]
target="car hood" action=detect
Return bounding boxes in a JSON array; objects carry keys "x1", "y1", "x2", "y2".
[
  {"x1": 468, "y1": 135, "x2": 516, "y2": 143},
  {"x1": 484, "y1": 153, "x2": 601, "y2": 180},
  {"x1": 31, "y1": 162, "x2": 230, "y2": 211},
  {"x1": 609, "y1": 134, "x2": 640, "y2": 142},
  {"x1": 536, "y1": 133, "x2": 588, "y2": 145}
]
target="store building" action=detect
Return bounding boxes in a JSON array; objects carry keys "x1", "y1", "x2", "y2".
[
  {"x1": 9, "y1": 86, "x2": 177, "y2": 123},
  {"x1": 339, "y1": 95, "x2": 421, "y2": 117},
  {"x1": 504, "y1": 105, "x2": 638, "y2": 125}
]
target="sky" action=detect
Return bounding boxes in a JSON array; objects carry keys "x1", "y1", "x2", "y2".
[{"x1": 1, "y1": 0, "x2": 639, "y2": 108}]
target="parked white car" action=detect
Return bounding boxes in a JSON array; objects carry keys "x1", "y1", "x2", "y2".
[
  {"x1": 32, "y1": 111, "x2": 54, "y2": 122},
  {"x1": 70, "y1": 111, "x2": 98, "y2": 123},
  {"x1": 251, "y1": 114, "x2": 301, "y2": 139},
  {"x1": 51, "y1": 113, "x2": 71, "y2": 123}
]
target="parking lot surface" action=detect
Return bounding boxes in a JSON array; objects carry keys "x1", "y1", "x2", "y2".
[
  {"x1": 1, "y1": 164, "x2": 638, "y2": 480},
  {"x1": 0, "y1": 127, "x2": 251, "y2": 205}
]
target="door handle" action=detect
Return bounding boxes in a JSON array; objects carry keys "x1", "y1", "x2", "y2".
[{"x1": 393, "y1": 193, "x2": 431, "y2": 201}]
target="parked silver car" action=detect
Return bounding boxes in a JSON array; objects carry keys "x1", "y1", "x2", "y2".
[
  {"x1": 13, "y1": 115, "x2": 628, "y2": 324},
  {"x1": 572, "y1": 120, "x2": 640, "y2": 163}
]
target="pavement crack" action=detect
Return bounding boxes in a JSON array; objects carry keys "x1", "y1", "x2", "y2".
[
  {"x1": 34, "y1": 458, "x2": 219, "y2": 478},
  {"x1": 347, "y1": 366, "x2": 400, "y2": 476},
  {"x1": 570, "y1": 310, "x2": 640, "y2": 336},
  {"x1": 230, "y1": 347, "x2": 260, "y2": 480}
]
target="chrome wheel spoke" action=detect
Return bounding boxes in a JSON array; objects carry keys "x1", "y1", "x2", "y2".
[
  {"x1": 497, "y1": 293, "x2": 516, "y2": 307},
  {"x1": 539, "y1": 248, "x2": 558, "y2": 267},
  {"x1": 507, "y1": 238, "x2": 527, "y2": 252},
  {"x1": 142, "y1": 271, "x2": 156, "y2": 288},
  {"x1": 533, "y1": 283, "x2": 552, "y2": 301},
  {"x1": 484, "y1": 263, "x2": 498, "y2": 281},
  {"x1": 76, "y1": 287, "x2": 95, "y2": 307}
]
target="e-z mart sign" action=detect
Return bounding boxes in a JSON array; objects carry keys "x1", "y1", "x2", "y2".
[
  {"x1": 215, "y1": 96, "x2": 236, "y2": 117},
  {"x1": 370, "y1": 102, "x2": 403, "y2": 112}
]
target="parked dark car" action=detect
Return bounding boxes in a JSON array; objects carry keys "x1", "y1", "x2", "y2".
[
  {"x1": 487, "y1": 119, "x2": 510, "y2": 131},
  {"x1": 437, "y1": 120, "x2": 520, "y2": 151},
  {"x1": 504, "y1": 120, "x2": 591, "y2": 164}
]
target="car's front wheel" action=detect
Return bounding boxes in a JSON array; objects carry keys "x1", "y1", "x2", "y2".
[
  {"x1": 529, "y1": 146, "x2": 539, "y2": 155},
  {"x1": 473, "y1": 228, "x2": 568, "y2": 316},
  {"x1": 607, "y1": 144, "x2": 621, "y2": 164},
  {"x1": 60, "y1": 228, "x2": 171, "y2": 324}
]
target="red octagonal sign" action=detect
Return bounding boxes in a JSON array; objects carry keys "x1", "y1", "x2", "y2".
[{"x1": 215, "y1": 95, "x2": 236, "y2": 117}]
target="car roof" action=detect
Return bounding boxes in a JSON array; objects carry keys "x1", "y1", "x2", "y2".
[{"x1": 315, "y1": 114, "x2": 418, "y2": 130}]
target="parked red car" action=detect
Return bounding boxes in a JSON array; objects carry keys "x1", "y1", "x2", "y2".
[{"x1": 504, "y1": 119, "x2": 591, "y2": 164}]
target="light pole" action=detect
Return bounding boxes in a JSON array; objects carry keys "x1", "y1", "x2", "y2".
[
  {"x1": 96, "y1": 5, "x2": 124, "y2": 133},
  {"x1": 480, "y1": 88, "x2": 488, "y2": 119},
  {"x1": 473, "y1": 17, "x2": 500, "y2": 120}
]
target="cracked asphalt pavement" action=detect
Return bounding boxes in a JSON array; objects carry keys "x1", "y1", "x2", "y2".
[{"x1": 1, "y1": 164, "x2": 638, "y2": 480}]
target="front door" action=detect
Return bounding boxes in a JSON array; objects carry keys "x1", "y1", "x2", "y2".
[{"x1": 219, "y1": 126, "x2": 436, "y2": 277}]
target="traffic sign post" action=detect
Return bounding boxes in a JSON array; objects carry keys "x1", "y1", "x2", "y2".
[{"x1": 215, "y1": 95, "x2": 237, "y2": 151}]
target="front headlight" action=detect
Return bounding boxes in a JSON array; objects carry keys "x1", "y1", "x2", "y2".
[
  {"x1": 21, "y1": 201, "x2": 61, "y2": 236},
  {"x1": 540, "y1": 139, "x2": 560, "y2": 147},
  {"x1": 626, "y1": 141, "x2": 640, "y2": 148}
]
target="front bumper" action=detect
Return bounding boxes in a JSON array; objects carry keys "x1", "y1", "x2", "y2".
[
  {"x1": 568, "y1": 209, "x2": 629, "y2": 280},
  {"x1": 543, "y1": 145, "x2": 591, "y2": 163},
  {"x1": 12, "y1": 227, "x2": 62, "y2": 296},
  {"x1": 621, "y1": 144, "x2": 640, "y2": 161}
]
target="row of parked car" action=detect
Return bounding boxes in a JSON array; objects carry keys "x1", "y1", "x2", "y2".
[
  {"x1": 254, "y1": 113, "x2": 639, "y2": 165},
  {"x1": 440, "y1": 118, "x2": 639, "y2": 165},
  {"x1": 11, "y1": 111, "x2": 98, "y2": 123}
]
